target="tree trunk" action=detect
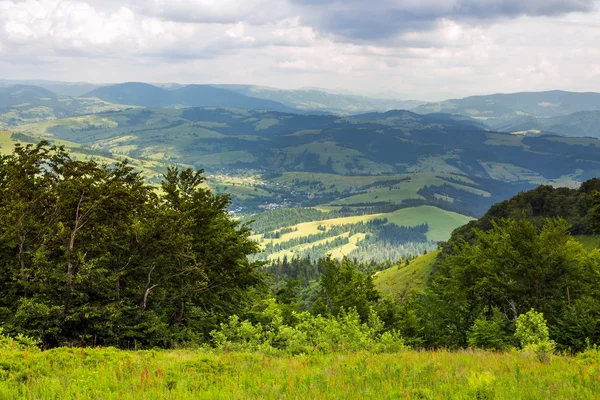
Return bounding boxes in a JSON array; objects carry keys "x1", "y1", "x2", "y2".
[
  {"x1": 140, "y1": 265, "x2": 157, "y2": 312},
  {"x1": 64, "y1": 191, "x2": 86, "y2": 315},
  {"x1": 173, "y1": 300, "x2": 185, "y2": 325},
  {"x1": 17, "y1": 215, "x2": 28, "y2": 297}
]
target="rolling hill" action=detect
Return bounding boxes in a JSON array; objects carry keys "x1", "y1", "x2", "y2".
[
  {"x1": 374, "y1": 250, "x2": 439, "y2": 296},
  {"x1": 414, "y1": 90, "x2": 600, "y2": 119},
  {"x1": 492, "y1": 110, "x2": 600, "y2": 139},
  {"x1": 0, "y1": 84, "x2": 134, "y2": 129},
  {"x1": 414, "y1": 90, "x2": 600, "y2": 138},
  {"x1": 0, "y1": 84, "x2": 58, "y2": 108},
  {"x1": 6, "y1": 83, "x2": 600, "y2": 262},
  {"x1": 17, "y1": 107, "x2": 600, "y2": 184},
  {"x1": 215, "y1": 84, "x2": 425, "y2": 115},
  {"x1": 84, "y1": 83, "x2": 297, "y2": 112}
]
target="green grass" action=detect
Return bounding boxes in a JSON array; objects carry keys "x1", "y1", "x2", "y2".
[
  {"x1": 574, "y1": 235, "x2": 600, "y2": 252},
  {"x1": 254, "y1": 206, "x2": 471, "y2": 261},
  {"x1": 0, "y1": 130, "x2": 167, "y2": 183},
  {"x1": 1, "y1": 347, "x2": 598, "y2": 399},
  {"x1": 385, "y1": 206, "x2": 473, "y2": 242},
  {"x1": 374, "y1": 250, "x2": 439, "y2": 296},
  {"x1": 0, "y1": 131, "x2": 18, "y2": 154}
]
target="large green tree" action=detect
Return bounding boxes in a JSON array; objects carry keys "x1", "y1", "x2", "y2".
[
  {"x1": 430, "y1": 217, "x2": 600, "y2": 349},
  {"x1": 0, "y1": 143, "x2": 265, "y2": 347}
]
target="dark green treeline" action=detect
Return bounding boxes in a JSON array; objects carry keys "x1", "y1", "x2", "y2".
[{"x1": 0, "y1": 142, "x2": 264, "y2": 347}]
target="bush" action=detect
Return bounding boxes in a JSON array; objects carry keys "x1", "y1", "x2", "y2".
[
  {"x1": 210, "y1": 299, "x2": 406, "y2": 354},
  {"x1": 467, "y1": 307, "x2": 514, "y2": 351},
  {"x1": 515, "y1": 309, "x2": 555, "y2": 362},
  {"x1": 0, "y1": 327, "x2": 41, "y2": 351}
]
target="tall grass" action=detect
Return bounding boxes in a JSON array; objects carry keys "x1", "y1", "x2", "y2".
[{"x1": 1, "y1": 346, "x2": 599, "y2": 399}]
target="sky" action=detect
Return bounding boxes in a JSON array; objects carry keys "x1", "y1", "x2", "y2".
[{"x1": 1, "y1": 0, "x2": 599, "y2": 100}]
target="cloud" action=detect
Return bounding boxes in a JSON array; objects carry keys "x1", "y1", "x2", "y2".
[
  {"x1": 132, "y1": 0, "x2": 289, "y2": 24},
  {"x1": 0, "y1": 0, "x2": 599, "y2": 100},
  {"x1": 288, "y1": 0, "x2": 598, "y2": 42}
]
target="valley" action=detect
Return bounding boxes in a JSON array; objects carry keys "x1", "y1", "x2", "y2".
[{"x1": 3, "y1": 81, "x2": 600, "y2": 264}]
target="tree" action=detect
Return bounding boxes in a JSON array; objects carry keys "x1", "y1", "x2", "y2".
[
  {"x1": 431, "y1": 217, "x2": 598, "y2": 348},
  {"x1": 0, "y1": 144, "x2": 266, "y2": 347},
  {"x1": 467, "y1": 307, "x2": 514, "y2": 350},
  {"x1": 313, "y1": 257, "x2": 379, "y2": 322},
  {"x1": 515, "y1": 309, "x2": 555, "y2": 362}
]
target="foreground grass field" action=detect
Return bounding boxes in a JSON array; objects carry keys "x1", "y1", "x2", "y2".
[{"x1": 1, "y1": 347, "x2": 598, "y2": 399}]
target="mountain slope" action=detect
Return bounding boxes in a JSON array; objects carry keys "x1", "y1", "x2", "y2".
[
  {"x1": 414, "y1": 90, "x2": 600, "y2": 119},
  {"x1": 0, "y1": 84, "x2": 130, "y2": 129},
  {"x1": 0, "y1": 84, "x2": 58, "y2": 108},
  {"x1": 494, "y1": 110, "x2": 600, "y2": 139},
  {"x1": 215, "y1": 84, "x2": 425, "y2": 115},
  {"x1": 84, "y1": 83, "x2": 297, "y2": 112},
  {"x1": 16, "y1": 107, "x2": 600, "y2": 183}
]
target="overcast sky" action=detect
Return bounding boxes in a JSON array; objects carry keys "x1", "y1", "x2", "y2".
[{"x1": 1, "y1": 0, "x2": 599, "y2": 100}]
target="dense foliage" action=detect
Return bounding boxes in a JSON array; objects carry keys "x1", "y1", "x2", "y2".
[
  {"x1": 443, "y1": 180, "x2": 600, "y2": 247},
  {"x1": 409, "y1": 216, "x2": 600, "y2": 351},
  {"x1": 0, "y1": 143, "x2": 265, "y2": 348},
  {"x1": 2, "y1": 142, "x2": 600, "y2": 356}
]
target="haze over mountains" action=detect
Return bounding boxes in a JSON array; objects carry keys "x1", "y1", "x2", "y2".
[
  {"x1": 3, "y1": 78, "x2": 600, "y2": 261},
  {"x1": 4, "y1": 78, "x2": 600, "y2": 136}
]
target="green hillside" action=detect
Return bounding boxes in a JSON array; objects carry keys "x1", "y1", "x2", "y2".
[
  {"x1": 0, "y1": 130, "x2": 167, "y2": 183},
  {"x1": 12, "y1": 104, "x2": 600, "y2": 262},
  {"x1": 250, "y1": 207, "x2": 471, "y2": 262},
  {"x1": 574, "y1": 235, "x2": 600, "y2": 252},
  {"x1": 6, "y1": 85, "x2": 600, "y2": 263},
  {"x1": 374, "y1": 250, "x2": 439, "y2": 295}
]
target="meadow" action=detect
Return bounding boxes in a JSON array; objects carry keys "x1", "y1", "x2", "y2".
[
  {"x1": 1, "y1": 346, "x2": 599, "y2": 399},
  {"x1": 374, "y1": 250, "x2": 440, "y2": 295}
]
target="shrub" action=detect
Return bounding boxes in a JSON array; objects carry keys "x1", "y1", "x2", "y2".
[
  {"x1": 467, "y1": 307, "x2": 514, "y2": 351},
  {"x1": 210, "y1": 299, "x2": 406, "y2": 354},
  {"x1": 467, "y1": 371, "x2": 496, "y2": 400},
  {"x1": 515, "y1": 309, "x2": 555, "y2": 362}
]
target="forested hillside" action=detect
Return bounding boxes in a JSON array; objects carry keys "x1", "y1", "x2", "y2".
[{"x1": 2, "y1": 142, "x2": 599, "y2": 355}]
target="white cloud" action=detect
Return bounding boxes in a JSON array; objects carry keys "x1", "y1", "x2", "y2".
[{"x1": 0, "y1": 0, "x2": 599, "y2": 100}]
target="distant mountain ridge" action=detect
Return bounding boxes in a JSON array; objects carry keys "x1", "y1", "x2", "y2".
[
  {"x1": 84, "y1": 82, "x2": 297, "y2": 112},
  {"x1": 413, "y1": 90, "x2": 600, "y2": 139},
  {"x1": 214, "y1": 84, "x2": 425, "y2": 115},
  {"x1": 4, "y1": 80, "x2": 600, "y2": 140},
  {"x1": 0, "y1": 84, "x2": 58, "y2": 108},
  {"x1": 414, "y1": 90, "x2": 600, "y2": 118},
  {"x1": 490, "y1": 110, "x2": 600, "y2": 139}
]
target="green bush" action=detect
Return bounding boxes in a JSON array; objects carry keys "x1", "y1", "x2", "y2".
[
  {"x1": 515, "y1": 309, "x2": 555, "y2": 362},
  {"x1": 467, "y1": 307, "x2": 514, "y2": 351},
  {"x1": 210, "y1": 299, "x2": 406, "y2": 354}
]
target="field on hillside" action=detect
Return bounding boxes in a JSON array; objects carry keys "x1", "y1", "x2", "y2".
[
  {"x1": 375, "y1": 250, "x2": 439, "y2": 295},
  {"x1": 0, "y1": 131, "x2": 167, "y2": 183},
  {"x1": 251, "y1": 207, "x2": 472, "y2": 261},
  {"x1": 1, "y1": 346, "x2": 598, "y2": 399}
]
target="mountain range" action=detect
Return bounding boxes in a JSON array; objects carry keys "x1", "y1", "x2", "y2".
[{"x1": 4, "y1": 79, "x2": 600, "y2": 261}]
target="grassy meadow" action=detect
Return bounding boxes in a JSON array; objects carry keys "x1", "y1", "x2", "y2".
[
  {"x1": 374, "y1": 250, "x2": 439, "y2": 295},
  {"x1": 252, "y1": 207, "x2": 472, "y2": 261},
  {"x1": 1, "y1": 346, "x2": 598, "y2": 399}
]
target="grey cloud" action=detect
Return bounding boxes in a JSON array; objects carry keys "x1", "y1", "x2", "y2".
[
  {"x1": 126, "y1": 0, "x2": 290, "y2": 25},
  {"x1": 289, "y1": 0, "x2": 598, "y2": 41}
]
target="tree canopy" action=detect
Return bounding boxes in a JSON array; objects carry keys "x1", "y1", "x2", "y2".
[{"x1": 0, "y1": 142, "x2": 265, "y2": 348}]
